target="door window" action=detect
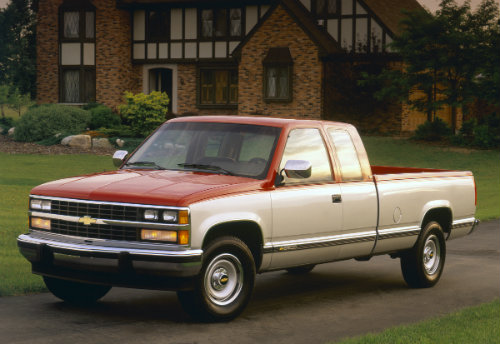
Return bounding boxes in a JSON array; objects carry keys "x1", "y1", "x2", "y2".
[
  {"x1": 280, "y1": 128, "x2": 333, "y2": 185},
  {"x1": 328, "y1": 130, "x2": 363, "y2": 182}
]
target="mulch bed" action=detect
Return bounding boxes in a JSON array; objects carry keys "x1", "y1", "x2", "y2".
[{"x1": 0, "y1": 135, "x2": 116, "y2": 156}]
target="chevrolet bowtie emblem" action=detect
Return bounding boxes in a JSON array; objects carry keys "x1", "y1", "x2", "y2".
[{"x1": 78, "y1": 216, "x2": 97, "y2": 226}]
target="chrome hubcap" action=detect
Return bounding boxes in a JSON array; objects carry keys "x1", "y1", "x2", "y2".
[
  {"x1": 423, "y1": 234, "x2": 440, "y2": 275},
  {"x1": 204, "y1": 253, "x2": 243, "y2": 306}
]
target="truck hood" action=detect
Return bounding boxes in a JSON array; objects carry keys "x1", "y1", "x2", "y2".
[{"x1": 31, "y1": 169, "x2": 269, "y2": 207}]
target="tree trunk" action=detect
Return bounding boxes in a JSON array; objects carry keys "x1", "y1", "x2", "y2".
[{"x1": 451, "y1": 106, "x2": 457, "y2": 134}]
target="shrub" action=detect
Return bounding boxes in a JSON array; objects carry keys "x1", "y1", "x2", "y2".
[
  {"x1": 13, "y1": 104, "x2": 90, "y2": 142},
  {"x1": 413, "y1": 117, "x2": 452, "y2": 141},
  {"x1": 119, "y1": 91, "x2": 170, "y2": 137},
  {"x1": 452, "y1": 113, "x2": 500, "y2": 149},
  {"x1": 88, "y1": 104, "x2": 121, "y2": 130},
  {"x1": 96, "y1": 125, "x2": 136, "y2": 138}
]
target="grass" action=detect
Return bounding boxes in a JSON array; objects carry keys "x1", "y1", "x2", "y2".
[
  {"x1": 0, "y1": 153, "x2": 114, "y2": 296},
  {"x1": 363, "y1": 136, "x2": 500, "y2": 220},
  {"x1": 333, "y1": 299, "x2": 500, "y2": 344}
]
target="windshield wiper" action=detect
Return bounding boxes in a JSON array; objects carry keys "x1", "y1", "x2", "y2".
[
  {"x1": 123, "y1": 161, "x2": 166, "y2": 170},
  {"x1": 177, "y1": 163, "x2": 234, "y2": 176}
]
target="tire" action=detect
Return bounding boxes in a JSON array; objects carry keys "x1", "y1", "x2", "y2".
[
  {"x1": 400, "y1": 221, "x2": 446, "y2": 288},
  {"x1": 177, "y1": 236, "x2": 256, "y2": 322},
  {"x1": 43, "y1": 276, "x2": 111, "y2": 305},
  {"x1": 286, "y1": 264, "x2": 316, "y2": 275}
]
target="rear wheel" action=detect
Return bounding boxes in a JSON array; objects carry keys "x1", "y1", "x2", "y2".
[
  {"x1": 43, "y1": 276, "x2": 111, "y2": 305},
  {"x1": 286, "y1": 264, "x2": 316, "y2": 275},
  {"x1": 177, "y1": 236, "x2": 255, "y2": 322},
  {"x1": 400, "y1": 221, "x2": 446, "y2": 288}
]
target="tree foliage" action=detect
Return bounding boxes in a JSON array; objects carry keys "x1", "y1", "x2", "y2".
[
  {"x1": 0, "y1": 0, "x2": 37, "y2": 97},
  {"x1": 362, "y1": 0, "x2": 500, "y2": 132}
]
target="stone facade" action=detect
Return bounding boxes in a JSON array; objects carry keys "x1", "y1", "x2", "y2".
[
  {"x1": 36, "y1": 0, "x2": 62, "y2": 104},
  {"x1": 37, "y1": 0, "x2": 142, "y2": 109},
  {"x1": 238, "y1": 5, "x2": 323, "y2": 119},
  {"x1": 94, "y1": 0, "x2": 142, "y2": 110}
]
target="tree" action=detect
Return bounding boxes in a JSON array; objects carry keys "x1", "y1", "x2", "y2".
[
  {"x1": 0, "y1": 0, "x2": 37, "y2": 97},
  {"x1": 363, "y1": 0, "x2": 500, "y2": 132}
]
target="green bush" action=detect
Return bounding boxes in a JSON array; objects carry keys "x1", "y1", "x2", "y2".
[
  {"x1": 0, "y1": 117, "x2": 15, "y2": 134},
  {"x1": 413, "y1": 117, "x2": 452, "y2": 141},
  {"x1": 119, "y1": 91, "x2": 170, "y2": 137},
  {"x1": 13, "y1": 104, "x2": 90, "y2": 142},
  {"x1": 89, "y1": 104, "x2": 121, "y2": 130},
  {"x1": 96, "y1": 125, "x2": 136, "y2": 138},
  {"x1": 452, "y1": 113, "x2": 500, "y2": 149}
]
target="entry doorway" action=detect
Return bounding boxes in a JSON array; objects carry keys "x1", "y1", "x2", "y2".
[{"x1": 149, "y1": 68, "x2": 173, "y2": 113}]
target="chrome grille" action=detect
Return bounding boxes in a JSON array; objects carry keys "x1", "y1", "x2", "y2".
[
  {"x1": 51, "y1": 219, "x2": 138, "y2": 241},
  {"x1": 51, "y1": 200, "x2": 140, "y2": 222}
]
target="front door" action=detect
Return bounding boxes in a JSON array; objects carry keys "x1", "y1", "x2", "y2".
[
  {"x1": 149, "y1": 68, "x2": 173, "y2": 113},
  {"x1": 269, "y1": 128, "x2": 343, "y2": 269}
]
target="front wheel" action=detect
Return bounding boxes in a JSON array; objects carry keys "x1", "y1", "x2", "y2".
[
  {"x1": 43, "y1": 276, "x2": 111, "y2": 305},
  {"x1": 400, "y1": 221, "x2": 446, "y2": 288},
  {"x1": 177, "y1": 236, "x2": 255, "y2": 322}
]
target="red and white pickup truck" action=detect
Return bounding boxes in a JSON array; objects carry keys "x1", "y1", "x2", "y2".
[{"x1": 18, "y1": 116, "x2": 478, "y2": 321}]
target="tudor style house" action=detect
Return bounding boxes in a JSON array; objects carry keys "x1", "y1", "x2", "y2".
[{"x1": 36, "y1": 0, "x2": 461, "y2": 132}]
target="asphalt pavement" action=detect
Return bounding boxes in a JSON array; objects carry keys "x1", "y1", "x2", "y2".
[{"x1": 0, "y1": 220, "x2": 498, "y2": 344}]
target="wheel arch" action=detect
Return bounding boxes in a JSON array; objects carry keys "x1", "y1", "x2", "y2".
[
  {"x1": 421, "y1": 207, "x2": 453, "y2": 234},
  {"x1": 202, "y1": 221, "x2": 264, "y2": 270}
]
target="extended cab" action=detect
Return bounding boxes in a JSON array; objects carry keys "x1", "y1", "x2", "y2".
[{"x1": 18, "y1": 116, "x2": 478, "y2": 321}]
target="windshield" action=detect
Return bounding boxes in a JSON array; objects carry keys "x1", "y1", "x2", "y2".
[{"x1": 125, "y1": 121, "x2": 281, "y2": 179}]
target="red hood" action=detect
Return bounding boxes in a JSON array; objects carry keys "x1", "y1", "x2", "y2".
[{"x1": 31, "y1": 169, "x2": 269, "y2": 207}]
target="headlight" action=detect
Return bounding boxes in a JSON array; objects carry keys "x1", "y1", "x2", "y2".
[
  {"x1": 144, "y1": 209, "x2": 159, "y2": 221},
  {"x1": 30, "y1": 199, "x2": 51, "y2": 211},
  {"x1": 143, "y1": 209, "x2": 189, "y2": 224}
]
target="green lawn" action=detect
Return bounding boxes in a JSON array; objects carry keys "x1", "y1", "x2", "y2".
[
  {"x1": 0, "y1": 153, "x2": 114, "y2": 296},
  {"x1": 333, "y1": 299, "x2": 500, "y2": 344},
  {"x1": 0, "y1": 137, "x2": 498, "y2": 297},
  {"x1": 363, "y1": 137, "x2": 500, "y2": 220}
]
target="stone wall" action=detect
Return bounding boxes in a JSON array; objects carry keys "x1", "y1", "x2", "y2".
[
  {"x1": 94, "y1": 0, "x2": 141, "y2": 110},
  {"x1": 36, "y1": 0, "x2": 141, "y2": 109},
  {"x1": 36, "y1": 0, "x2": 63, "y2": 104},
  {"x1": 238, "y1": 4, "x2": 323, "y2": 119}
]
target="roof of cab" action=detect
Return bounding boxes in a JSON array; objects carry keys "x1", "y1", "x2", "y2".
[{"x1": 168, "y1": 115, "x2": 352, "y2": 130}]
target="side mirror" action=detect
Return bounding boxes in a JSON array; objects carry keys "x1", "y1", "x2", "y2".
[
  {"x1": 283, "y1": 160, "x2": 312, "y2": 179},
  {"x1": 113, "y1": 150, "x2": 129, "y2": 168}
]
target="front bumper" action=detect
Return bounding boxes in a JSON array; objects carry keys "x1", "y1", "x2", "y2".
[{"x1": 18, "y1": 231, "x2": 203, "y2": 291}]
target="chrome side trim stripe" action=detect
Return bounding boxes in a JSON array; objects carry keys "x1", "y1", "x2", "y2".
[
  {"x1": 451, "y1": 217, "x2": 476, "y2": 229},
  {"x1": 263, "y1": 231, "x2": 376, "y2": 254},
  {"x1": 377, "y1": 226, "x2": 421, "y2": 240},
  {"x1": 264, "y1": 225, "x2": 422, "y2": 254},
  {"x1": 29, "y1": 211, "x2": 189, "y2": 230}
]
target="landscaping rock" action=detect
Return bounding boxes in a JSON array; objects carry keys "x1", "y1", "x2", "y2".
[
  {"x1": 68, "y1": 135, "x2": 91, "y2": 149},
  {"x1": 8, "y1": 127, "x2": 15, "y2": 136},
  {"x1": 0, "y1": 127, "x2": 3, "y2": 134},
  {"x1": 61, "y1": 135, "x2": 74, "y2": 146},
  {"x1": 92, "y1": 138, "x2": 114, "y2": 150},
  {"x1": 116, "y1": 139, "x2": 125, "y2": 148}
]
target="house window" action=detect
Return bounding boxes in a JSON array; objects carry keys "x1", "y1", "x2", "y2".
[
  {"x1": 59, "y1": 0, "x2": 96, "y2": 103},
  {"x1": 263, "y1": 48, "x2": 293, "y2": 102},
  {"x1": 199, "y1": 68, "x2": 238, "y2": 107},
  {"x1": 200, "y1": 8, "x2": 243, "y2": 39},
  {"x1": 147, "y1": 11, "x2": 169, "y2": 41},
  {"x1": 312, "y1": 0, "x2": 338, "y2": 18}
]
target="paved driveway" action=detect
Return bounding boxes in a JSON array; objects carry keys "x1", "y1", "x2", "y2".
[{"x1": 1, "y1": 220, "x2": 498, "y2": 344}]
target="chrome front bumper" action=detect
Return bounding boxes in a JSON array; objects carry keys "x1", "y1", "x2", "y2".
[{"x1": 18, "y1": 231, "x2": 203, "y2": 290}]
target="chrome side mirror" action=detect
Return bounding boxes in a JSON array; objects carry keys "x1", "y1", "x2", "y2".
[
  {"x1": 113, "y1": 150, "x2": 129, "y2": 168},
  {"x1": 283, "y1": 160, "x2": 312, "y2": 179}
]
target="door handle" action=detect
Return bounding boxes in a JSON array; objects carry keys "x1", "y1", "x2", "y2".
[{"x1": 332, "y1": 194, "x2": 342, "y2": 203}]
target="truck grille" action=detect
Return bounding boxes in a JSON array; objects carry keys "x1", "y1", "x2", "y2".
[
  {"x1": 51, "y1": 219, "x2": 138, "y2": 241},
  {"x1": 51, "y1": 200, "x2": 140, "y2": 222}
]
